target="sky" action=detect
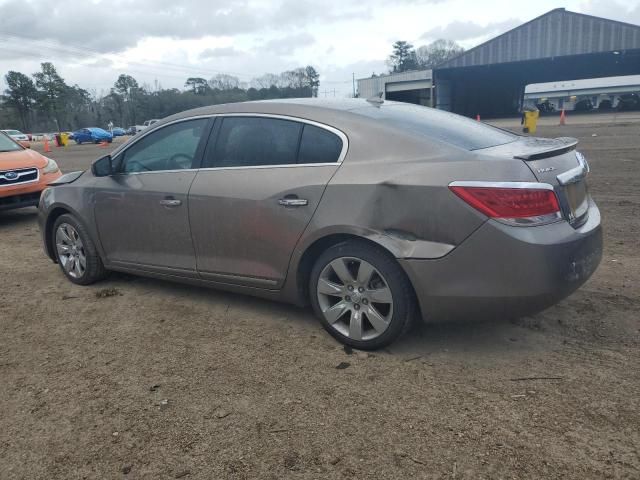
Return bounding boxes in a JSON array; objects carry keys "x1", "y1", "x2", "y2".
[{"x1": 1, "y1": 0, "x2": 639, "y2": 98}]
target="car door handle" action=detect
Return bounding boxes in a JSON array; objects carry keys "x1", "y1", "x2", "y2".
[
  {"x1": 159, "y1": 198, "x2": 182, "y2": 207},
  {"x1": 278, "y1": 198, "x2": 308, "y2": 207}
]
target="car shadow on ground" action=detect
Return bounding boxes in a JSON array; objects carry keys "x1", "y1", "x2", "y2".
[
  {"x1": 0, "y1": 208, "x2": 38, "y2": 228},
  {"x1": 102, "y1": 271, "x2": 552, "y2": 359}
]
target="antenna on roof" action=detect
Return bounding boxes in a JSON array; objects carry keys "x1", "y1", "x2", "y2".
[{"x1": 366, "y1": 92, "x2": 384, "y2": 106}]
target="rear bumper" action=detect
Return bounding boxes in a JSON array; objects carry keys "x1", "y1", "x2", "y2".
[{"x1": 400, "y1": 200, "x2": 603, "y2": 322}]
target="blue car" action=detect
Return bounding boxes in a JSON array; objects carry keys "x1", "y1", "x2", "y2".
[
  {"x1": 73, "y1": 127, "x2": 113, "y2": 144},
  {"x1": 111, "y1": 127, "x2": 126, "y2": 137}
]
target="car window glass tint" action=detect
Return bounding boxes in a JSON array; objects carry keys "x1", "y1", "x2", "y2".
[
  {"x1": 352, "y1": 104, "x2": 517, "y2": 150},
  {"x1": 0, "y1": 133, "x2": 21, "y2": 152},
  {"x1": 212, "y1": 117, "x2": 302, "y2": 168},
  {"x1": 298, "y1": 125, "x2": 342, "y2": 164},
  {"x1": 121, "y1": 119, "x2": 207, "y2": 173}
]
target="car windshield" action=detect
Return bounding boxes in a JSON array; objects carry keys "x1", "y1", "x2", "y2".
[
  {"x1": 6, "y1": 130, "x2": 22, "y2": 136},
  {"x1": 0, "y1": 134, "x2": 22, "y2": 152},
  {"x1": 352, "y1": 103, "x2": 518, "y2": 150}
]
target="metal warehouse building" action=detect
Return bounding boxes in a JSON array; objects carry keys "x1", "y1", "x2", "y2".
[{"x1": 357, "y1": 8, "x2": 640, "y2": 117}]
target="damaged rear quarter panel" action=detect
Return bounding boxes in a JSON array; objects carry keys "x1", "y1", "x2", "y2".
[{"x1": 305, "y1": 132, "x2": 539, "y2": 260}]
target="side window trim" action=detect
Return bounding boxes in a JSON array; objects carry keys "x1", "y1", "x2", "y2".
[
  {"x1": 111, "y1": 116, "x2": 215, "y2": 175},
  {"x1": 202, "y1": 113, "x2": 348, "y2": 170}
]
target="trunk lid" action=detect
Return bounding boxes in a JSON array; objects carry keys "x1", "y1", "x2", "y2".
[{"x1": 476, "y1": 136, "x2": 590, "y2": 227}]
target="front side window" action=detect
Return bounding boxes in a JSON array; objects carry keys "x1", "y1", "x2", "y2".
[
  {"x1": 210, "y1": 117, "x2": 302, "y2": 168},
  {"x1": 119, "y1": 119, "x2": 207, "y2": 173}
]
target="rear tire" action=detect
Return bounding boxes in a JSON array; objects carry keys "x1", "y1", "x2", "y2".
[
  {"x1": 52, "y1": 214, "x2": 107, "y2": 285},
  {"x1": 309, "y1": 240, "x2": 416, "y2": 350}
]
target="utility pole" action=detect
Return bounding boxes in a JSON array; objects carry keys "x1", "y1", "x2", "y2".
[{"x1": 352, "y1": 73, "x2": 356, "y2": 98}]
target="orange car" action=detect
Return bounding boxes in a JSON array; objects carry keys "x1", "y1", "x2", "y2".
[{"x1": 0, "y1": 131, "x2": 62, "y2": 211}]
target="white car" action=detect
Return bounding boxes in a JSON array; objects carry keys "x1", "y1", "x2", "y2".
[
  {"x1": 143, "y1": 119, "x2": 160, "y2": 127},
  {"x1": 1, "y1": 129, "x2": 29, "y2": 142}
]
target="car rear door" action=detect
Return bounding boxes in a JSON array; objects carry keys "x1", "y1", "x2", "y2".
[
  {"x1": 188, "y1": 115, "x2": 346, "y2": 289},
  {"x1": 93, "y1": 117, "x2": 211, "y2": 275}
]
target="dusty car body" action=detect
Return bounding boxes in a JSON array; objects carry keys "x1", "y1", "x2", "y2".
[
  {"x1": 0, "y1": 131, "x2": 61, "y2": 211},
  {"x1": 38, "y1": 99, "x2": 602, "y2": 349}
]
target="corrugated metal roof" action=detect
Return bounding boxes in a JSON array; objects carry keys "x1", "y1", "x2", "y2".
[{"x1": 437, "y1": 8, "x2": 640, "y2": 69}]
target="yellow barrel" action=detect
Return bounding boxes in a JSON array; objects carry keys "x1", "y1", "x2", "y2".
[{"x1": 523, "y1": 110, "x2": 540, "y2": 134}]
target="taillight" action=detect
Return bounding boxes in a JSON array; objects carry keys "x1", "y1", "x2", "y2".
[{"x1": 449, "y1": 181, "x2": 562, "y2": 226}]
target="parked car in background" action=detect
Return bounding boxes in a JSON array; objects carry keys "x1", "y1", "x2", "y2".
[
  {"x1": 0, "y1": 131, "x2": 61, "y2": 211},
  {"x1": 143, "y1": 119, "x2": 160, "y2": 127},
  {"x1": 111, "y1": 127, "x2": 127, "y2": 137},
  {"x1": 617, "y1": 93, "x2": 640, "y2": 111},
  {"x1": 574, "y1": 98, "x2": 594, "y2": 112},
  {"x1": 126, "y1": 125, "x2": 146, "y2": 135},
  {"x1": 72, "y1": 127, "x2": 113, "y2": 144},
  {"x1": 1, "y1": 129, "x2": 30, "y2": 144},
  {"x1": 38, "y1": 99, "x2": 602, "y2": 349},
  {"x1": 598, "y1": 99, "x2": 613, "y2": 110},
  {"x1": 536, "y1": 100, "x2": 555, "y2": 113}
]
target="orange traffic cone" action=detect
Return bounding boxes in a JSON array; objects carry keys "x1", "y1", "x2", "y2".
[
  {"x1": 43, "y1": 136, "x2": 51, "y2": 153},
  {"x1": 476, "y1": 114, "x2": 481, "y2": 121},
  {"x1": 559, "y1": 109, "x2": 566, "y2": 126}
]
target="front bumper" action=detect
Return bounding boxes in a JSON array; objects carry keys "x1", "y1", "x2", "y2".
[
  {"x1": 0, "y1": 171, "x2": 62, "y2": 211},
  {"x1": 400, "y1": 200, "x2": 603, "y2": 322}
]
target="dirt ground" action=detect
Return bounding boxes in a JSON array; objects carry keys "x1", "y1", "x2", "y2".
[{"x1": 1, "y1": 121, "x2": 639, "y2": 480}]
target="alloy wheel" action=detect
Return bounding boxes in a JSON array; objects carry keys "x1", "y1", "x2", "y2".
[
  {"x1": 317, "y1": 257, "x2": 394, "y2": 341},
  {"x1": 55, "y1": 223, "x2": 87, "y2": 279}
]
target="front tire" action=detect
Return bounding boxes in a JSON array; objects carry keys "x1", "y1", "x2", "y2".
[
  {"x1": 52, "y1": 214, "x2": 107, "y2": 285},
  {"x1": 310, "y1": 240, "x2": 416, "y2": 350}
]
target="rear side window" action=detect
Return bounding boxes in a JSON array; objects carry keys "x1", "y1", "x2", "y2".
[
  {"x1": 298, "y1": 124, "x2": 343, "y2": 164},
  {"x1": 352, "y1": 104, "x2": 517, "y2": 150},
  {"x1": 211, "y1": 117, "x2": 302, "y2": 168}
]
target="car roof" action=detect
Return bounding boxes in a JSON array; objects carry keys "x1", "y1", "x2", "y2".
[{"x1": 152, "y1": 98, "x2": 416, "y2": 134}]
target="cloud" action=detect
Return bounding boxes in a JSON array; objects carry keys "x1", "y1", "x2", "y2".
[
  {"x1": 421, "y1": 18, "x2": 520, "y2": 42},
  {"x1": 0, "y1": 0, "x2": 262, "y2": 54},
  {"x1": 199, "y1": 47, "x2": 244, "y2": 59},
  {"x1": 579, "y1": 0, "x2": 640, "y2": 25},
  {"x1": 0, "y1": 0, "x2": 377, "y2": 56},
  {"x1": 263, "y1": 33, "x2": 316, "y2": 55}
]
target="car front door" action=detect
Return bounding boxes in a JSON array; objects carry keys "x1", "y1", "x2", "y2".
[
  {"x1": 93, "y1": 117, "x2": 211, "y2": 275},
  {"x1": 189, "y1": 115, "x2": 346, "y2": 288}
]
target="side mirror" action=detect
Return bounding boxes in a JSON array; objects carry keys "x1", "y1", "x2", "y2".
[
  {"x1": 19, "y1": 141, "x2": 31, "y2": 149},
  {"x1": 92, "y1": 155, "x2": 113, "y2": 177}
]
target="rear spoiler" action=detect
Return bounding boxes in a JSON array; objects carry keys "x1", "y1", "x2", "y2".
[{"x1": 514, "y1": 137, "x2": 578, "y2": 161}]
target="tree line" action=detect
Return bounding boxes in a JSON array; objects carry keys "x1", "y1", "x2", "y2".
[
  {"x1": 0, "y1": 63, "x2": 320, "y2": 132},
  {"x1": 0, "y1": 39, "x2": 462, "y2": 132},
  {"x1": 383, "y1": 39, "x2": 464, "y2": 74}
]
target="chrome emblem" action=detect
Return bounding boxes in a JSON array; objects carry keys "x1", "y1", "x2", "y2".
[
  {"x1": 4, "y1": 171, "x2": 18, "y2": 181},
  {"x1": 537, "y1": 166, "x2": 555, "y2": 173}
]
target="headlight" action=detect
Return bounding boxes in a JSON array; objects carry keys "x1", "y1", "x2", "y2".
[{"x1": 43, "y1": 157, "x2": 60, "y2": 174}]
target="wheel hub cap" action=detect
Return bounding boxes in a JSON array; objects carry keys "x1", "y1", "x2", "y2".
[
  {"x1": 317, "y1": 257, "x2": 394, "y2": 342},
  {"x1": 55, "y1": 223, "x2": 86, "y2": 279}
]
